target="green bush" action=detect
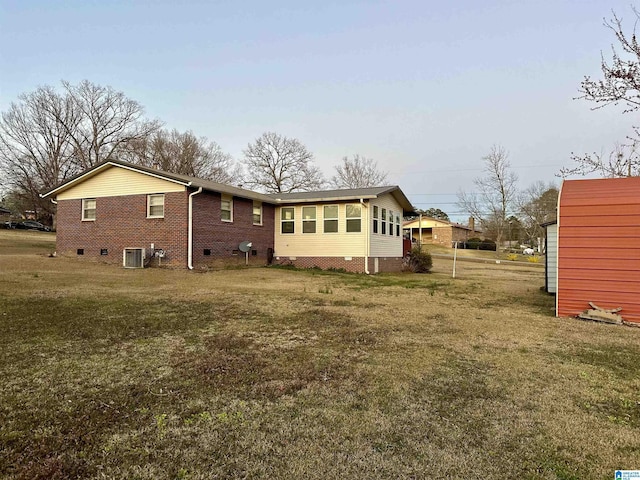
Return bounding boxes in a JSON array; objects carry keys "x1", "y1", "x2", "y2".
[{"x1": 403, "y1": 247, "x2": 433, "y2": 273}]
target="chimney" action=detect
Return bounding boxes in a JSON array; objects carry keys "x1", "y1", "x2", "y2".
[{"x1": 468, "y1": 217, "x2": 475, "y2": 231}]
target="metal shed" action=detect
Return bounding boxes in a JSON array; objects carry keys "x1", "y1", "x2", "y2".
[{"x1": 557, "y1": 177, "x2": 640, "y2": 324}]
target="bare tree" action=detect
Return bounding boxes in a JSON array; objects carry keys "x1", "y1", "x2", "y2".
[
  {"x1": 457, "y1": 145, "x2": 518, "y2": 251},
  {"x1": 330, "y1": 154, "x2": 388, "y2": 188},
  {"x1": 58, "y1": 80, "x2": 161, "y2": 169},
  {"x1": 242, "y1": 132, "x2": 324, "y2": 193},
  {"x1": 564, "y1": 8, "x2": 640, "y2": 177},
  {"x1": 122, "y1": 129, "x2": 242, "y2": 184},
  {"x1": 0, "y1": 86, "x2": 78, "y2": 222},
  {"x1": 517, "y1": 181, "x2": 558, "y2": 245}
]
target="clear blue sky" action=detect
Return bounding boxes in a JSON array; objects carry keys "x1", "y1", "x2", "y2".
[{"x1": 0, "y1": 0, "x2": 636, "y2": 221}]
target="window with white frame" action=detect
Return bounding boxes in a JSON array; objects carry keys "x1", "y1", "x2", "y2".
[
  {"x1": 221, "y1": 195, "x2": 233, "y2": 222},
  {"x1": 381, "y1": 208, "x2": 387, "y2": 235},
  {"x1": 373, "y1": 205, "x2": 379, "y2": 233},
  {"x1": 147, "y1": 194, "x2": 164, "y2": 218},
  {"x1": 388, "y1": 210, "x2": 394, "y2": 236},
  {"x1": 396, "y1": 215, "x2": 401, "y2": 236},
  {"x1": 346, "y1": 204, "x2": 362, "y2": 233},
  {"x1": 323, "y1": 205, "x2": 338, "y2": 233},
  {"x1": 281, "y1": 207, "x2": 295, "y2": 234},
  {"x1": 302, "y1": 206, "x2": 316, "y2": 233},
  {"x1": 82, "y1": 198, "x2": 96, "y2": 221},
  {"x1": 253, "y1": 202, "x2": 262, "y2": 225}
]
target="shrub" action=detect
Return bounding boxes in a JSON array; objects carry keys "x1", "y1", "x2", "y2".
[
  {"x1": 466, "y1": 237, "x2": 482, "y2": 249},
  {"x1": 479, "y1": 239, "x2": 497, "y2": 251},
  {"x1": 527, "y1": 255, "x2": 540, "y2": 263},
  {"x1": 403, "y1": 247, "x2": 433, "y2": 273},
  {"x1": 506, "y1": 253, "x2": 518, "y2": 261}
]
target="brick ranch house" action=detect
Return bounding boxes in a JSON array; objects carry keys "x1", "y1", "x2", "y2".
[
  {"x1": 402, "y1": 216, "x2": 481, "y2": 248},
  {"x1": 41, "y1": 160, "x2": 414, "y2": 273}
]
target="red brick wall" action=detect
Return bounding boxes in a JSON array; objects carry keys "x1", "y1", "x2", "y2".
[
  {"x1": 274, "y1": 255, "x2": 403, "y2": 273},
  {"x1": 56, "y1": 192, "x2": 189, "y2": 266},
  {"x1": 192, "y1": 192, "x2": 275, "y2": 267}
]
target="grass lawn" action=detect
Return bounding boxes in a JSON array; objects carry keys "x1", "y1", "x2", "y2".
[{"x1": 1, "y1": 231, "x2": 639, "y2": 479}]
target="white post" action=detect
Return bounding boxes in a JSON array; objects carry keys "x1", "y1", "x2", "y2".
[{"x1": 452, "y1": 241, "x2": 458, "y2": 278}]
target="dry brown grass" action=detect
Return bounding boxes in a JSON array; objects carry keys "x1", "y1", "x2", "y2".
[{"x1": 1, "y1": 231, "x2": 639, "y2": 479}]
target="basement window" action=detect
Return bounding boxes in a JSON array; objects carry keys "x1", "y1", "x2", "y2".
[
  {"x1": 203, "y1": 249, "x2": 211, "y2": 256},
  {"x1": 77, "y1": 249, "x2": 84, "y2": 255}
]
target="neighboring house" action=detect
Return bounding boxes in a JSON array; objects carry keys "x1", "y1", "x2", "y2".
[
  {"x1": 403, "y1": 216, "x2": 480, "y2": 248},
  {"x1": 555, "y1": 177, "x2": 640, "y2": 324},
  {"x1": 542, "y1": 220, "x2": 557, "y2": 294},
  {"x1": 271, "y1": 187, "x2": 413, "y2": 273},
  {"x1": 41, "y1": 160, "x2": 414, "y2": 273}
]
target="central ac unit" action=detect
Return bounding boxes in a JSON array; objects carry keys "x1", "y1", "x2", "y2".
[{"x1": 123, "y1": 248, "x2": 145, "y2": 268}]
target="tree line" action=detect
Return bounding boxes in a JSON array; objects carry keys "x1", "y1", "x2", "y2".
[{"x1": 0, "y1": 81, "x2": 388, "y2": 223}]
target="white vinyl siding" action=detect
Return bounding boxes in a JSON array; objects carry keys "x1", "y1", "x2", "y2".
[
  {"x1": 57, "y1": 165, "x2": 185, "y2": 200},
  {"x1": 82, "y1": 198, "x2": 96, "y2": 221},
  {"x1": 274, "y1": 204, "x2": 366, "y2": 257},
  {"x1": 370, "y1": 194, "x2": 404, "y2": 257}
]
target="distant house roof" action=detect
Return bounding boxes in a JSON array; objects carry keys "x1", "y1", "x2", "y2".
[
  {"x1": 40, "y1": 159, "x2": 415, "y2": 211},
  {"x1": 269, "y1": 186, "x2": 414, "y2": 212}
]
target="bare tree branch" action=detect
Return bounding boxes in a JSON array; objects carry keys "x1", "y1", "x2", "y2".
[
  {"x1": 457, "y1": 145, "x2": 518, "y2": 251},
  {"x1": 330, "y1": 154, "x2": 388, "y2": 188},
  {"x1": 242, "y1": 132, "x2": 324, "y2": 193}
]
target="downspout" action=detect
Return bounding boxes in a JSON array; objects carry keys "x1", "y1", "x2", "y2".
[
  {"x1": 188, "y1": 187, "x2": 203, "y2": 270},
  {"x1": 360, "y1": 199, "x2": 370, "y2": 274}
]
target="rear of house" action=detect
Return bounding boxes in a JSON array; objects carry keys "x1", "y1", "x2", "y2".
[
  {"x1": 557, "y1": 177, "x2": 640, "y2": 324},
  {"x1": 44, "y1": 160, "x2": 275, "y2": 268},
  {"x1": 272, "y1": 187, "x2": 413, "y2": 273}
]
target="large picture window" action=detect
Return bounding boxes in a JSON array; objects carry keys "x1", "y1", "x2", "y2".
[
  {"x1": 346, "y1": 204, "x2": 361, "y2": 233},
  {"x1": 147, "y1": 194, "x2": 164, "y2": 218},
  {"x1": 281, "y1": 207, "x2": 295, "y2": 234},
  {"x1": 302, "y1": 206, "x2": 316, "y2": 233},
  {"x1": 221, "y1": 195, "x2": 233, "y2": 222},
  {"x1": 323, "y1": 205, "x2": 338, "y2": 233},
  {"x1": 82, "y1": 198, "x2": 96, "y2": 221}
]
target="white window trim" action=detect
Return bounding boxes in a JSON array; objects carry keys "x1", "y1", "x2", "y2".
[
  {"x1": 302, "y1": 206, "x2": 317, "y2": 234},
  {"x1": 221, "y1": 195, "x2": 233, "y2": 223},
  {"x1": 253, "y1": 202, "x2": 263, "y2": 226},
  {"x1": 147, "y1": 194, "x2": 165, "y2": 219},
  {"x1": 281, "y1": 207, "x2": 295, "y2": 234},
  {"x1": 323, "y1": 205, "x2": 339, "y2": 234},
  {"x1": 82, "y1": 198, "x2": 96, "y2": 221},
  {"x1": 345, "y1": 204, "x2": 362, "y2": 233}
]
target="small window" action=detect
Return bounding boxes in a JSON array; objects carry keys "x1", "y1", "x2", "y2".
[
  {"x1": 396, "y1": 216, "x2": 401, "y2": 236},
  {"x1": 302, "y1": 206, "x2": 316, "y2": 233},
  {"x1": 221, "y1": 195, "x2": 233, "y2": 222},
  {"x1": 373, "y1": 205, "x2": 379, "y2": 234},
  {"x1": 253, "y1": 202, "x2": 262, "y2": 225},
  {"x1": 389, "y1": 210, "x2": 394, "y2": 236},
  {"x1": 281, "y1": 207, "x2": 295, "y2": 234},
  {"x1": 82, "y1": 199, "x2": 96, "y2": 221},
  {"x1": 381, "y1": 208, "x2": 387, "y2": 235},
  {"x1": 346, "y1": 204, "x2": 361, "y2": 233},
  {"x1": 323, "y1": 205, "x2": 339, "y2": 233},
  {"x1": 147, "y1": 194, "x2": 164, "y2": 218}
]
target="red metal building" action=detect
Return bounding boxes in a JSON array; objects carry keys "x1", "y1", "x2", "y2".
[{"x1": 557, "y1": 177, "x2": 640, "y2": 324}]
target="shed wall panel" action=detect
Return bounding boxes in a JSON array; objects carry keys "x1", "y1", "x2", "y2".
[{"x1": 557, "y1": 177, "x2": 640, "y2": 324}]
